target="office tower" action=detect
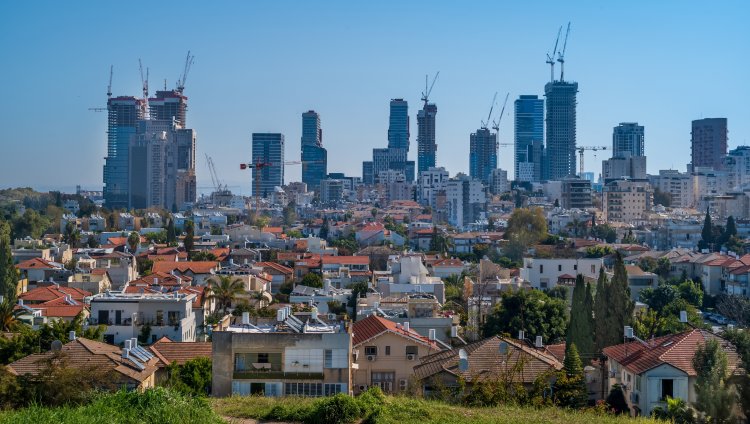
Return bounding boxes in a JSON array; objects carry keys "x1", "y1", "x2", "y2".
[
  {"x1": 469, "y1": 128, "x2": 497, "y2": 183},
  {"x1": 691, "y1": 118, "x2": 728, "y2": 171},
  {"x1": 544, "y1": 81, "x2": 578, "y2": 180},
  {"x1": 252, "y1": 133, "x2": 285, "y2": 198},
  {"x1": 417, "y1": 103, "x2": 437, "y2": 173},
  {"x1": 388, "y1": 99, "x2": 409, "y2": 151},
  {"x1": 612, "y1": 122, "x2": 645, "y2": 157},
  {"x1": 362, "y1": 161, "x2": 374, "y2": 185},
  {"x1": 300, "y1": 110, "x2": 328, "y2": 191},
  {"x1": 103, "y1": 96, "x2": 146, "y2": 209},
  {"x1": 149, "y1": 90, "x2": 188, "y2": 127},
  {"x1": 514, "y1": 95, "x2": 544, "y2": 181}
]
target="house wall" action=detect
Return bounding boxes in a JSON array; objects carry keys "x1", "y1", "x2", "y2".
[
  {"x1": 91, "y1": 295, "x2": 196, "y2": 344},
  {"x1": 521, "y1": 258, "x2": 604, "y2": 289}
]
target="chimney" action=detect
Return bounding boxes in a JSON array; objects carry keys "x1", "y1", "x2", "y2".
[
  {"x1": 242, "y1": 312, "x2": 250, "y2": 325},
  {"x1": 68, "y1": 331, "x2": 76, "y2": 341},
  {"x1": 534, "y1": 336, "x2": 543, "y2": 348},
  {"x1": 429, "y1": 329, "x2": 436, "y2": 341},
  {"x1": 403, "y1": 322, "x2": 410, "y2": 332},
  {"x1": 518, "y1": 330, "x2": 525, "y2": 341}
]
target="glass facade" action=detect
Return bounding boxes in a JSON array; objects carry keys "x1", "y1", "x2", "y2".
[
  {"x1": 252, "y1": 133, "x2": 285, "y2": 197},
  {"x1": 514, "y1": 95, "x2": 544, "y2": 181}
]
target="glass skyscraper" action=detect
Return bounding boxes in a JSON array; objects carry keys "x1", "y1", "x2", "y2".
[
  {"x1": 387, "y1": 99, "x2": 409, "y2": 151},
  {"x1": 417, "y1": 103, "x2": 437, "y2": 174},
  {"x1": 252, "y1": 133, "x2": 285, "y2": 198},
  {"x1": 300, "y1": 110, "x2": 327, "y2": 191},
  {"x1": 544, "y1": 81, "x2": 578, "y2": 180},
  {"x1": 469, "y1": 127, "x2": 497, "y2": 183},
  {"x1": 612, "y1": 122, "x2": 644, "y2": 158},
  {"x1": 103, "y1": 96, "x2": 145, "y2": 209},
  {"x1": 514, "y1": 95, "x2": 544, "y2": 182}
]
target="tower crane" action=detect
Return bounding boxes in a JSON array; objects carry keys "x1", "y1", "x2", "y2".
[
  {"x1": 139, "y1": 59, "x2": 149, "y2": 118},
  {"x1": 576, "y1": 146, "x2": 608, "y2": 177},
  {"x1": 88, "y1": 65, "x2": 113, "y2": 112},
  {"x1": 546, "y1": 26, "x2": 562, "y2": 83},
  {"x1": 557, "y1": 22, "x2": 571, "y2": 82},
  {"x1": 491, "y1": 92, "x2": 510, "y2": 134},
  {"x1": 481, "y1": 92, "x2": 498, "y2": 129},
  {"x1": 239, "y1": 160, "x2": 324, "y2": 213},
  {"x1": 421, "y1": 71, "x2": 439, "y2": 106},
  {"x1": 176, "y1": 51, "x2": 194, "y2": 94}
]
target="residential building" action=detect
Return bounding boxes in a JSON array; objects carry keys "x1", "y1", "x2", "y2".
[
  {"x1": 723, "y1": 145, "x2": 750, "y2": 191},
  {"x1": 151, "y1": 260, "x2": 220, "y2": 286},
  {"x1": 301, "y1": 110, "x2": 328, "y2": 191},
  {"x1": 469, "y1": 127, "x2": 497, "y2": 183},
  {"x1": 606, "y1": 265, "x2": 658, "y2": 301},
  {"x1": 103, "y1": 96, "x2": 145, "y2": 209},
  {"x1": 603, "y1": 329, "x2": 739, "y2": 417},
  {"x1": 520, "y1": 257, "x2": 604, "y2": 289},
  {"x1": 560, "y1": 177, "x2": 592, "y2": 210},
  {"x1": 514, "y1": 95, "x2": 544, "y2": 181},
  {"x1": 612, "y1": 122, "x2": 645, "y2": 158},
  {"x1": 149, "y1": 89, "x2": 188, "y2": 127},
  {"x1": 211, "y1": 308, "x2": 352, "y2": 397},
  {"x1": 544, "y1": 81, "x2": 578, "y2": 180},
  {"x1": 9, "y1": 337, "x2": 158, "y2": 391},
  {"x1": 446, "y1": 175, "x2": 486, "y2": 230},
  {"x1": 90, "y1": 291, "x2": 198, "y2": 345},
  {"x1": 148, "y1": 337, "x2": 212, "y2": 383},
  {"x1": 488, "y1": 168, "x2": 510, "y2": 195},
  {"x1": 417, "y1": 102, "x2": 437, "y2": 174},
  {"x1": 252, "y1": 133, "x2": 285, "y2": 198},
  {"x1": 352, "y1": 315, "x2": 441, "y2": 394},
  {"x1": 417, "y1": 167, "x2": 449, "y2": 207},
  {"x1": 320, "y1": 179, "x2": 344, "y2": 205},
  {"x1": 692, "y1": 168, "x2": 731, "y2": 207},
  {"x1": 603, "y1": 156, "x2": 647, "y2": 183},
  {"x1": 691, "y1": 118, "x2": 728, "y2": 171},
  {"x1": 603, "y1": 179, "x2": 653, "y2": 224},
  {"x1": 649, "y1": 170, "x2": 693, "y2": 209}
]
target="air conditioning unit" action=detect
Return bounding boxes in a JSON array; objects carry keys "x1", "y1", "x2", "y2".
[
  {"x1": 367, "y1": 355, "x2": 376, "y2": 361},
  {"x1": 406, "y1": 354, "x2": 416, "y2": 361},
  {"x1": 359, "y1": 385, "x2": 368, "y2": 391}
]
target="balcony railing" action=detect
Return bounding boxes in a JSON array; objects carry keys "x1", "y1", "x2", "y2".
[{"x1": 233, "y1": 371, "x2": 324, "y2": 380}]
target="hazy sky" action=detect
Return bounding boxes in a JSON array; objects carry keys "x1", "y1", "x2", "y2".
[{"x1": 1, "y1": 1, "x2": 748, "y2": 195}]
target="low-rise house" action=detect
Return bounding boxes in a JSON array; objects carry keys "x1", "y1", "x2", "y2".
[
  {"x1": 605, "y1": 265, "x2": 658, "y2": 301},
  {"x1": 67, "y1": 269, "x2": 112, "y2": 294},
  {"x1": 254, "y1": 262, "x2": 294, "y2": 293},
  {"x1": 356, "y1": 222, "x2": 406, "y2": 247},
  {"x1": 8, "y1": 336, "x2": 158, "y2": 391},
  {"x1": 90, "y1": 291, "x2": 198, "y2": 345},
  {"x1": 151, "y1": 260, "x2": 220, "y2": 286},
  {"x1": 19, "y1": 284, "x2": 90, "y2": 306},
  {"x1": 430, "y1": 258, "x2": 465, "y2": 278},
  {"x1": 520, "y1": 257, "x2": 604, "y2": 290},
  {"x1": 148, "y1": 336, "x2": 212, "y2": 383},
  {"x1": 413, "y1": 335, "x2": 563, "y2": 396},
  {"x1": 211, "y1": 307, "x2": 352, "y2": 397},
  {"x1": 603, "y1": 329, "x2": 740, "y2": 417},
  {"x1": 91, "y1": 251, "x2": 138, "y2": 288},
  {"x1": 15, "y1": 258, "x2": 66, "y2": 283},
  {"x1": 289, "y1": 282, "x2": 352, "y2": 314},
  {"x1": 352, "y1": 315, "x2": 442, "y2": 394},
  {"x1": 321, "y1": 256, "x2": 371, "y2": 282}
]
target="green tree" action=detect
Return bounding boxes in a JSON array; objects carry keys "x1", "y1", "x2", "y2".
[
  {"x1": 166, "y1": 218, "x2": 177, "y2": 246},
  {"x1": 652, "y1": 396, "x2": 696, "y2": 424},
  {"x1": 319, "y1": 217, "x2": 330, "y2": 240},
  {"x1": 722, "y1": 328, "x2": 750, "y2": 420},
  {"x1": 567, "y1": 275, "x2": 595, "y2": 361},
  {"x1": 678, "y1": 279, "x2": 703, "y2": 308},
  {"x1": 13, "y1": 209, "x2": 50, "y2": 239},
  {"x1": 166, "y1": 357, "x2": 212, "y2": 396},
  {"x1": 505, "y1": 207, "x2": 548, "y2": 248},
  {"x1": 0, "y1": 222, "x2": 18, "y2": 303},
  {"x1": 593, "y1": 268, "x2": 611, "y2": 354},
  {"x1": 621, "y1": 229, "x2": 637, "y2": 244},
  {"x1": 605, "y1": 384, "x2": 629, "y2": 414},
  {"x1": 640, "y1": 284, "x2": 680, "y2": 316},
  {"x1": 127, "y1": 231, "x2": 140, "y2": 253},
  {"x1": 698, "y1": 208, "x2": 713, "y2": 251},
  {"x1": 206, "y1": 275, "x2": 246, "y2": 315},
  {"x1": 190, "y1": 251, "x2": 217, "y2": 261},
  {"x1": 482, "y1": 289, "x2": 567, "y2": 343},
  {"x1": 86, "y1": 235, "x2": 100, "y2": 248},
  {"x1": 63, "y1": 221, "x2": 81, "y2": 247},
  {"x1": 692, "y1": 339, "x2": 735, "y2": 423},
  {"x1": 429, "y1": 226, "x2": 451, "y2": 253},
  {"x1": 653, "y1": 187, "x2": 672, "y2": 207},
  {"x1": 591, "y1": 224, "x2": 617, "y2": 243},
  {"x1": 183, "y1": 221, "x2": 194, "y2": 256},
  {"x1": 553, "y1": 343, "x2": 587, "y2": 408},
  {"x1": 282, "y1": 202, "x2": 298, "y2": 226},
  {"x1": 347, "y1": 281, "x2": 369, "y2": 319},
  {"x1": 301, "y1": 272, "x2": 323, "y2": 288},
  {"x1": 606, "y1": 254, "x2": 635, "y2": 345}
]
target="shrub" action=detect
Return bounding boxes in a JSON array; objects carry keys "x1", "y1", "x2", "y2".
[
  {"x1": 357, "y1": 386, "x2": 386, "y2": 421},
  {"x1": 308, "y1": 393, "x2": 361, "y2": 424}
]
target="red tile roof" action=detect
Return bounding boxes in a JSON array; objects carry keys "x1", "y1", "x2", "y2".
[
  {"x1": 322, "y1": 256, "x2": 370, "y2": 265},
  {"x1": 152, "y1": 261, "x2": 219, "y2": 274},
  {"x1": 20, "y1": 286, "x2": 91, "y2": 303},
  {"x1": 148, "y1": 337, "x2": 212, "y2": 368},
  {"x1": 15, "y1": 258, "x2": 61, "y2": 270},
  {"x1": 353, "y1": 315, "x2": 439, "y2": 349},
  {"x1": 603, "y1": 329, "x2": 740, "y2": 376},
  {"x1": 255, "y1": 262, "x2": 294, "y2": 275},
  {"x1": 433, "y1": 258, "x2": 464, "y2": 267}
]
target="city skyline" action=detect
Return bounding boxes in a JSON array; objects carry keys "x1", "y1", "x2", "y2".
[{"x1": 1, "y1": 1, "x2": 749, "y2": 194}]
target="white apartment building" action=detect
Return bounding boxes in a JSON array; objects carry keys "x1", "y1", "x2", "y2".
[
  {"x1": 418, "y1": 167, "x2": 449, "y2": 207},
  {"x1": 649, "y1": 170, "x2": 692, "y2": 209},
  {"x1": 521, "y1": 258, "x2": 604, "y2": 289},
  {"x1": 488, "y1": 168, "x2": 511, "y2": 195},
  {"x1": 445, "y1": 176, "x2": 486, "y2": 230},
  {"x1": 90, "y1": 292, "x2": 197, "y2": 345}
]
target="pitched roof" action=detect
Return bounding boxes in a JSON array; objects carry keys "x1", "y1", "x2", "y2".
[
  {"x1": 603, "y1": 329, "x2": 741, "y2": 376},
  {"x1": 19, "y1": 285, "x2": 91, "y2": 303},
  {"x1": 152, "y1": 261, "x2": 219, "y2": 274},
  {"x1": 255, "y1": 262, "x2": 294, "y2": 274},
  {"x1": 8, "y1": 338, "x2": 157, "y2": 383},
  {"x1": 148, "y1": 337, "x2": 212, "y2": 368},
  {"x1": 322, "y1": 256, "x2": 370, "y2": 265},
  {"x1": 15, "y1": 257, "x2": 61, "y2": 270},
  {"x1": 433, "y1": 258, "x2": 464, "y2": 267},
  {"x1": 353, "y1": 315, "x2": 440, "y2": 350},
  {"x1": 413, "y1": 336, "x2": 563, "y2": 383}
]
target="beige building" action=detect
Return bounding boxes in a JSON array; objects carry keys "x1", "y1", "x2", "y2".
[
  {"x1": 68, "y1": 269, "x2": 113, "y2": 294},
  {"x1": 603, "y1": 179, "x2": 653, "y2": 224},
  {"x1": 352, "y1": 315, "x2": 442, "y2": 394}
]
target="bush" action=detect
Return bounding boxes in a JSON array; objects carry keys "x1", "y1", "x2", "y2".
[
  {"x1": 308, "y1": 393, "x2": 361, "y2": 424},
  {"x1": 357, "y1": 386, "x2": 386, "y2": 420}
]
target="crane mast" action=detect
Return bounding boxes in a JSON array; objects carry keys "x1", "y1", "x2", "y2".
[
  {"x1": 545, "y1": 26, "x2": 562, "y2": 83},
  {"x1": 557, "y1": 22, "x2": 571, "y2": 82}
]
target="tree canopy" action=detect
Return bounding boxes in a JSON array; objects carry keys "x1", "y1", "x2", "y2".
[{"x1": 483, "y1": 289, "x2": 567, "y2": 344}]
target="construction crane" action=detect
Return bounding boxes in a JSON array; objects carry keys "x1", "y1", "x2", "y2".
[
  {"x1": 576, "y1": 146, "x2": 608, "y2": 177},
  {"x1": 139, "y1": 59, "x2": 149, "y2": 118},
  {"x1": 491, "y1": 92, "x2": 510, "y2": 134},
  {"x1": 557, "y1": 22, "x2": 571, "y2": 82},
  {"x1": 176, "y1": 51, "x2": 194, "y2": 94},
  {"x1": 480, "y1": 92, "x2": 498, "y2": 129},
  {"x1": 421, "y1": 71, "x2": 439, "y2": 106},
  {"x1": 205, "y1": 154, "x2": 226, "y2": 193},
  {"x1": 88, "y1": 65, "x2": 113, "y2": 112},
  {"x1": 545, "y1": 26, "x2": 562, "y2": 83},
  {"x1": 239, "y1": 160, "x2": 324, "y2": 213}
]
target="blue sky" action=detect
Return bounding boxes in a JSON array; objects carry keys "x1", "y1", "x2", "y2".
[{"x1": 1, "y1": 1, "x2": 748, "y2": 195}]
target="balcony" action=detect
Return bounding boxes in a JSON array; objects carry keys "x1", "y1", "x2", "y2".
[{"x1": 233, "y1": 371, "x2": 324, "y2": 380}]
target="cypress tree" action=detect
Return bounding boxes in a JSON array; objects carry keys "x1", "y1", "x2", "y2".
[
  {"x1": 0, "y1": 222, "x2": 18, "y2": 303},
  {"x1": 567, "y1": 274, "x2": 595, "y2": 361},
  {"x1": 183, "y1": 221, "x2": 194, "y2": 256},
  {"x1": 593, "y1": 267, "x2": 610, "y2": 354},
  {"x1": 608, "y1": 253, "x2": 634, "y2": 346},
  {"x1": 699, "y1": 207, "x2": 713, "y2": 251},
  {"x1": 166, "y1": 218, "x2": 176, "y2": 246}
]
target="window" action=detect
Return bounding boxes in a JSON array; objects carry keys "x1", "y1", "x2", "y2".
[
  {"x1": 540, "y1": 265, "x2": 544, "y2": 273},
  {"x1": 661, "y1": 379, "x2": 674, "y2": 400},
  {"x1": 258, "y1": 353, "x2": 269, "y2": 363},
  {"x1": 558, "y1": 265, "x2": 562, "y2": 272},
  {"x1": 385, "y1": 346, "x2": 391, "y2": 356},
  {"x1": 635, "y1": 376, "x2": 641, "y2": 391},
  {"x1": 285, "y1": 382, "x2": 324, "y2": 397},
  {"x1": 372, "y1": 372, "x2": 395, "y2": 392},
  {"x1": 405, "y1": 346, "x2": 418, "y2": 355},
  {"x1": 591, "y1": 265, "x2": 596, "y2": 273},
  {"x1": 573, "y1": 264, "x2": 578, "y2": 271},
  {"x1": 365, "y1": 346, "x2": 378, "y2": 356},
  {"x1": 168, "y1": 311, "x2": 181, "y2": 325},
  {"x1": 325, "y1": 350, "x2": 332, "y2": 368}
]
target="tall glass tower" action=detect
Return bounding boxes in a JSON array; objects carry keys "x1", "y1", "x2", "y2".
[
  {"x1": 417, "y1": 103, "x2": 437, "y2": 173},
  {"x1": 514, "y1": 95, "x2": 544, "y2": 181},
  {"x1": 103, "y1": 96, "x2": 145, "y2": 209},
  {"x1": 388, "y1": 99, "x2": 409, "y2": 151},
  {"x1": 544, "y1": 81, "x2": 578, "y2": 180},
  {"x1": 469, "y1": 127, "x2": 498, "y2": 183},
  {"x1": 612, "y1": 122, "x2": 644, "y2": 158},
  {"x1": 252, "y1": 133, "x2": 285, "y2": 197},
  {"x1": 300, "y1": 110, "x2": 327, "y2": 191}
]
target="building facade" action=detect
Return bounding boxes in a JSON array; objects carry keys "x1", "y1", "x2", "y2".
[
  {"x1": 417, "y1": 103, "x2": 438, "y2": 174},
  {"x1": 103, "y1": 96, "x2": 145, "y2": 209},
  {"x1": 612, "y1": 122, "x2": 645, "y2": 158},
  {"x1": 388, "y1": 99, "x2": 409, "y2": 151},
  {"x1": 691, "y1": 118, "x2": 728, "y2": 171},
  {"x1": 301, "y1": 110, "x2": 328, "y2": 191},
  {"x1": 544, "y1": 81, "x2": 578, "y2": 180},
  {"x1": 514, "y1": 95, "x2": 544, "y2": 182},
  {"x1": 252, "y1": 133, "x2": 285, "y2": 198},
  {"x1": 603, "y1": 179, "x2": 653, "y2": 224},
  {"x1": 469, "y1": 128, "x2": 497, "y2": 183}
]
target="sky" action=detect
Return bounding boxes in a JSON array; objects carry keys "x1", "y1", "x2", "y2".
[{"x1": 1, "y1": 1, "x2": 748, "y2": 196}]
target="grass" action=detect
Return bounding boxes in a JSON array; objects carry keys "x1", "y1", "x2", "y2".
[
  {"x1": 0, "y1": 387, "x2": 225, "y2": 424},
  {"x1": 211, "y1": 394, "x2": 662, "y2": 424}
]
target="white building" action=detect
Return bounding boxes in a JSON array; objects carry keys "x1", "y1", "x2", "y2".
[
  {"x1": 649, "y1": 170, "x2": 692, "y2": 209},
  {"x1": 445, "y1": 175, "x2": 485, "y2": 230},
  {"x1": 418, "y1": 167, "x2": 449, "y2": 207},
  {"x1": 520, "y1": 258, "x2": 604, "y2": 289},
  {"x1": 692, "y1": 167, "x2": 730, "y2": 208},
  {"x1": 488, "y1": 168, "x2": 510, "y2": 195},
  {"x1": 90, "y1": 292, "x2": 197, "y2": 345}
]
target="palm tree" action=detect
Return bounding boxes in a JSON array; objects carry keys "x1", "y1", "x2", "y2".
[
  {"x1": 0, "y1": 298, "x2": 22, "y2": 331},
  {"x1": 206, "y1": 275, "x2": 246, "y2": 315},
  {"x1": 652, "y1": 396, "x2": 695, "y2": 423}
]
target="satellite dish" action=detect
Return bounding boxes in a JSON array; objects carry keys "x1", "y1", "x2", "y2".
[{"x1": 51, "y1": 340, "x2": 63, "y2": 351}]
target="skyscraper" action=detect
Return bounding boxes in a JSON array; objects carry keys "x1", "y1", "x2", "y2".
[
  {"x1": 417, "y1": 103, "x2": 437, "y2": 174},
  {"x1": 514, "y1": 95, "x2": 544, "y2": 181},
  {"x1": 387, "y1": 99, "x2": 409, "y2": 151},
  {"x1": 544, "y1": 81, "x2": 578, "y2": 180},
  {"x1": 300, "y1": 110, "x2": 327, "y2": 191},
  {"x1": 691, "y1": 118, "x2": 728, "y2": 171},
  {"x1": 103, "y1": 96, "x2": 145, "y2": 209},
  {"x1": 469, "y1": 127, "x2": 497, "y2": 183},
  {"x1": 252, "y1": 133, "x2": 284, "y2": 197},
  {"x1": 612, "y1": 122, "x2": 644, "y2": 158}
]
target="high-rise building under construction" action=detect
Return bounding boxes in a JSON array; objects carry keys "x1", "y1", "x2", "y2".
[
  {"x1": 417, "y1": 103, "x2": 437, "y2": 174},
  {"x1": 544, "y1": 81, "x2": 578, "y2": 180}
]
